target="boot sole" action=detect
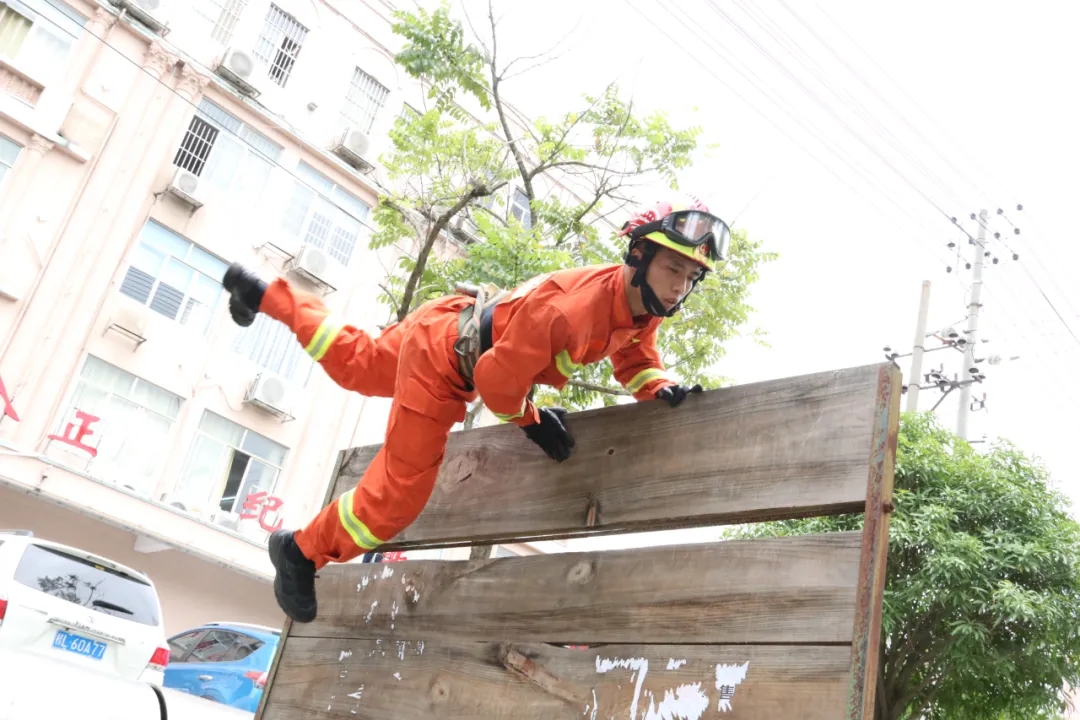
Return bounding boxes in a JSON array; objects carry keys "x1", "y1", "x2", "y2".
[{"x1": 268, "y1": 532, "x2": 318, "y2": 624}]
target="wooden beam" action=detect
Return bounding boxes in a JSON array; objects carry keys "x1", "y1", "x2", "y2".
[
  {"x1": 288, "y1": 533, "x2": 862, "y2": 645},
  {"x1": 261, "y1": 637, "x2": 851, "y2": 720},
  {"x1": 846, "y1": 364, "x2": 901, "y2": 719},
  {"x1": 329, "y1": 364, "x2": 885, "y2": 549}
]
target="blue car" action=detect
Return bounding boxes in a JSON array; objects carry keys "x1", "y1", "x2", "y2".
[{"x1": 163, "y1": 621, "x2": 280, "y2": 712}]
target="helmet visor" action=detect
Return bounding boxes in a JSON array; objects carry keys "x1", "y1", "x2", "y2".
[{"x1": 665, "y1": 210, "x2": 731, "y2": 261}]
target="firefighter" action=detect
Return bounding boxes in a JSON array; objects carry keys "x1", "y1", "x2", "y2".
[{"x1": 223, "y1": 196, "x2": 731, "y2": 623}]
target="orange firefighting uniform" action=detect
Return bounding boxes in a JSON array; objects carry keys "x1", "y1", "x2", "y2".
[{"x1": 259, "y1": 263, "x2": 677, "y2": 569}]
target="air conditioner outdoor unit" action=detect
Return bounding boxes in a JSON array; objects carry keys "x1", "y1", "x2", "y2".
[
  {"x1": 166, "y1": 167, "x2": 203, "y2": 209},
  {"x1": 216, "y1": 48, "x2": 260, "y2": 97},
  {"x1": 109, "y1": 0, "x2": 169, "y2": 34},
  {"x1": 286, "y1": 244, "x2": 338, "y2": 293},
  {"x1": 244, "y1": 372, "x2": 295, "y2": 421},
  {"x1": 331, "y1": 127, "x2": 375, "y2": 174}
]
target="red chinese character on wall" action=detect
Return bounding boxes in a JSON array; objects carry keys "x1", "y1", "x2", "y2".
[
  {"x1": 381, "y1": 551, "x2": 407, "y2": 562},
  {"x1": 239, "y1": 490, "x2": 284, "y2": 533},
  {"x1": 0, "y1": 375, "x2": 19, "y2": 422},
  {"x1": 48, "y1": 410, "x2": 100, "y2": 457}
]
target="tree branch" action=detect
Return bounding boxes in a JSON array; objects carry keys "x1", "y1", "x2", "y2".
[
  {"x1": 567, "y1": 379, "x2": 629, "y2": 396},
  {"x1": 488, "y1": 0, "x2": 533, "y2": 203}
]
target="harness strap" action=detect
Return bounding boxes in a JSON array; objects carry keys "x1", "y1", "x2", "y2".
[{"x1": 454, "y1": 282, "x2": 508, "y2": 391}]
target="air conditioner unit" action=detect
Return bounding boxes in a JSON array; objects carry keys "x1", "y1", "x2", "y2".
[
  {"x1": 109, "y1": 0, "x2": 169, "y2": 34},
  {"x1": 244, "y1": 372, "x2": 295, "y2": 421},
  {"x1": 216, "y1": 48, "x2": 260, "y2": 97},
  {"x1": 165, "y1": 167, "x2": 203, "y2": 209},
  {"x1": 104, "y1": 303, "x2": 150, "y2": 348},
  {"x1": 286, "y1": 244, "x2": 338, "y2": 292},
  {"x1": 331, "y1": 127, "x2": 375, "y2": 174}
]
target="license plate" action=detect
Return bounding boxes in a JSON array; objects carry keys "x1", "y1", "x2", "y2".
[{"x1": 53, "y1": 630, "x2": 107, "y2": 660}]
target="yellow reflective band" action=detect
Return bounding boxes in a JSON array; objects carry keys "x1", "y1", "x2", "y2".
[
  {"x1": 337, "y1": 489, "x2": 385, "y2": 550},
  {"x1": 554, "y1": 349, "x2": 580, "y2": 378},
  {"x1": 626, "y1": 368, "x2": 667, "y2": 393},
  {"x1": 304, "y1": 316, "x2": 345, "y2": 362},
  {"x1": 493, "y1": 399, "x2": 528, "y2": 423}
]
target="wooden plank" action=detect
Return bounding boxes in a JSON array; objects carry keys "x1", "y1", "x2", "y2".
[
  {"x1": 846, "y1": 364, "x2": 901, "y2": 719},
  {"x1": 254, "y1": 445, "x2": 351, "y2": 720},
  {"x1": 330, "y1": 364, "x2": 885, "y2": 549},
  {"x1": 261, "y1": 637, "x2": 851, "y2": 720},
  {"x1": 289, "y1": 533, "x2": 862, "y2": 645}
]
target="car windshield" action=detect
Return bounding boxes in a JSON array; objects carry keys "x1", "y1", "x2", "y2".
[{"x1": 14, "y1": 544, "x2": 161, "y2": 627}]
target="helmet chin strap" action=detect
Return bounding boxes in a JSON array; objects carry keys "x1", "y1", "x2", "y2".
[{"x1": 624, "y1": 242, "x2": 701, "y2": 318}]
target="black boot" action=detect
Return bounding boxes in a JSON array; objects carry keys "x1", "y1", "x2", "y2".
[
  {"x1": 267, "y1": 530, "x2": 317, "y2": 623},
  {"x1": 222, "y1": 263, "x2": 268, "y2": 328}
]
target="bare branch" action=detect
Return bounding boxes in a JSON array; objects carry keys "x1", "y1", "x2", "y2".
[
  {"x1": 567, "y1": 379, "x2": 629, "y2": 396},
  {"x1": 487, "y1": 0, "x2": 533, "y2": 203},
  {"x1": 378, "y1": 283, "x2": 400, "y2": 316},
  {"x1": 498, "y1": 13, "x2": 582, "y2": 79},
  {"x1": 501, "y1": 46, "x2": 572, "y2": 81}
]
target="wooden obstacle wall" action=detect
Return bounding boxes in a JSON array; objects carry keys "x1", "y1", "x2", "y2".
[{"x1": 255, "y1": 362, "x2": 900, "y2": 720}]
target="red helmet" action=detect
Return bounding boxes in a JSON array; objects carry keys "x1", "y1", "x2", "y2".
[{"x1": 617, "y1": 195, "x2": 731, "y2": 272}]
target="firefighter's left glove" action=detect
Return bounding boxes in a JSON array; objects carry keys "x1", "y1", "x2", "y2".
[
  {"x1": 656, "y1": 384, "x2": 703, "y2": 408},
  {"x1": 223, "y1": 262, "x2": 268, "y2": 328},
  {"x1": 522, "y1": 407, "x2": 576, "y2": 463}
]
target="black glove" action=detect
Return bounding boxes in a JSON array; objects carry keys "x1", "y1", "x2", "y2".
[
  {"x1": 656, "y1": 384, "x2": 703, "y2": 408},
  {"x1": 222, "y1": 262, "x2": 268, "y2": 328},
  {"x1": 522, "y1": 407, "x2": 575, "y2": 462}
]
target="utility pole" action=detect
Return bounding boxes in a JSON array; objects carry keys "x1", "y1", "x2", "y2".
[
  {"x1": 906, "y1": 280, "x2": 932, "y2": 412},
  {"x1": 957, "y1": 208, "x2": 988, "y2": 439}
]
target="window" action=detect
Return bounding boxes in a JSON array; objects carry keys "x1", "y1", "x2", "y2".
[
  {"x1": 47, "y1": 356, "x2": 183, "y2": 496},
  {"x1": 252, "y1": 4, "x2": 307, "y2": 88},
  {"x1": 175, "y1": 411, "x2": 288, "y2": 523},
  {"x1": 231, "y1": 313, "x2": 314, "y2": 386},
  {"x1": 188, "y1": 0, "x2": 246, "y2": 45},
  {"x1": 173, "y1": 99, "x2": 282, "y2": 206},
  {"x1": 118, "y1": 221, "x2": 229, "y2": 335},
  {"x1": 340, "y1": 67, "x2": 388, "y2": 134},
  {"x1": 509, "y1": 187, "x2": 531, "y2": 229},
  {"x1": 186, "y1": 629, "x2": 239, "y2": 663},
  {"x1": 224, "y1": 633, "x2": 264, "y2": 661},
  {"x1": 0, "y1": 134, "x2": 20, "y2": 187},
  {"x1": 493, "y1": 546, "x2": 522, "y2": 558},
  {"x1": 281, "y1": 162, "x2": 370, "y2": 267},
  {"x1": 0, "y1": 0, "x2": 85, "y2": 82},
  {"x1": 15, "y1": 543, "x2": 161, "y2": 626},
  {"x1": 167, "y1": 630, "x2": 206, "y2": 661}
]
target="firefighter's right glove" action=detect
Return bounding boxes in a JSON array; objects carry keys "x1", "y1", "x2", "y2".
[
  {"x1": 222, "y1": 262, "x2": 268, "y2": 328},
  {"x1": 522, "y1": 407, "x2": 575, "y2": 463}
]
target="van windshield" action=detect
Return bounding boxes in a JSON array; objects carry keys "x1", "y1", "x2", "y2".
[{"x1": 14, "y1": 544, "x2": 161, "y2": 627}]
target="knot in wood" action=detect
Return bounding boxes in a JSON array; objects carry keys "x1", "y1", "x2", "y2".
[
  {"x1": 429, "y1": 675, "x2": 451, "y2": 704},
  {"x1": 566, "y1": 559, "x2": 594, "y2": 585}
]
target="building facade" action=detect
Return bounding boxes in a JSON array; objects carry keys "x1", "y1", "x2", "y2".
[{"x1": 0, "y1": 0, "x2": 449, "y2": 634}]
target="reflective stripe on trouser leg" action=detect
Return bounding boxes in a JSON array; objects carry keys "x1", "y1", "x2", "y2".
[{"x1": 337, "y1": 487, "x2": 385, "y2": 550}]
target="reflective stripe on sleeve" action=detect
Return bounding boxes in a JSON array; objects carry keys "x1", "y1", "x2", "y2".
[
  {"x1": 492, "y1": 399, "x2": 528, "y2": 423},
  {"x1": 626, "y1": 367, "x2": 667, "y2": 393},
  {"x1": 554, "y1": 350, "x2": 580, "y2": 378},
  {"x1": 304, "y1": 316, "x2": 345, "y2": 362},
  {"x1": 337, "y1": 488, "x2": 385, "y2": 550}
]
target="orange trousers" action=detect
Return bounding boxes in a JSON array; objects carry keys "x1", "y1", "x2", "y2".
[{"x1": 259, "y1": 280, "x2": 475, "y2": 569}]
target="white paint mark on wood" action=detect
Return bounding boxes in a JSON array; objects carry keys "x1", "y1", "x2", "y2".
[
  {"x1": 347, "y1": 687, "x2": 364, "y2": 700},
  {"x1": 667, "y1": 659, "x2": 687, "y2": 670},
  {"x1": 397, "y1": 641, "x2": 407, "y2": 660},
  {"x1": 642, "y1": 683, "x2": 710, "y2": 720},
  {"x1": 339, "y1": 650, "x2": 353, "y2": 661},
  {"x1": 596, "y1": 656, "x2": 649, "y2": 719},
  {"x1": 360, "y1": 575, "x2": 370, "y2": 589},
  {"x1": 393, "y1": 672, "x2": 402, "y2": 681},
  {"x1": 416, "y1": 640, "x2": 425, "y2": 655},
  {"x1": 364, "y1": 601, "x2": 379, "y2": 623},
  {"x1": 381, "y1": 566, "x2": 395, "y2": 579},
  {"x1": 714, "y1": 662, "x2": 750, "y2": 712},
  {"x1": 391, "y1": 601, "x2": 400, "y2": 620}
]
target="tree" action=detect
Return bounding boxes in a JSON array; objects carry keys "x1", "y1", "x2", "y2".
[
  {"x1": 371, "y1": 1, "x2": 775, "y2": 423},
  {"x1": 728, "y1": 412, "x2": 1080, "y2": 720}
]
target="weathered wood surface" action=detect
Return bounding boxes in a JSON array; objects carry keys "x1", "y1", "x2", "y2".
[
  {"x1": 330, "y1": 363, "x2": 888, "y2": 549},
  {"x1": 290, "y1": 533, "x2": 862, "y2": 644},
  {"x1": 846, "y1": 364, "x2": 901, "y2": 718},
  {"x1": 262, "y1": 637, "x2": 851, "y2": 720}
]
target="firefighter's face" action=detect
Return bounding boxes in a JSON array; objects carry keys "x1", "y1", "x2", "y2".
[{"x1": 646, "y1": 247, "x2": 704, "y2": 309}]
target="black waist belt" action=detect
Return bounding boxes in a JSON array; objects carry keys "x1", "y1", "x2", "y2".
[{"x1": 479, "y1": 302, "x2": 495, "y2": 355}]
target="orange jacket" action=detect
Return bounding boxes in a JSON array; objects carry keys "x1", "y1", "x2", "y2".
[{"x1": 475, "y1": 264, "x2": 676, "y2": 427}]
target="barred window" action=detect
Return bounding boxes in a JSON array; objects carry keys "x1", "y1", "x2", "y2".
[
  {"x1": 173, "y1": 116, "x2": 218, "y2": 176},
  {"x1": 252, "y1": 4, "x2": 307, "y2": 88},
  {"x1": 280, "y1": 162, "x2": 370, "y2": 267},
  {"x1": 188, "y1": 0, "x2": 246, "y2": 45},
  {"x1": 340, "y1": 67, "x2": 389, "y2": 134}
]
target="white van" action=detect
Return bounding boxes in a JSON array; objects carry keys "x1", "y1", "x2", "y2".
[{"x1": 0, "y1": 530, "x2": 170, "y2": 685}]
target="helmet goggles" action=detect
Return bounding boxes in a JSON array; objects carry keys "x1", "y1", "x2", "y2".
[{"x1": 628, "y1": 209, "x2": 731, "y2": 264}]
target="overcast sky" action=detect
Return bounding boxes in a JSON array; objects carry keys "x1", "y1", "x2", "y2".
[{"x1": 432, "y1": 0, "x2": 1080, "y2": 547}]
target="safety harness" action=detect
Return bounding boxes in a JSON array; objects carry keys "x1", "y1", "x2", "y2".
[{"x1": 453, "y1": 282, "x2": 508, "y2": 391}]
